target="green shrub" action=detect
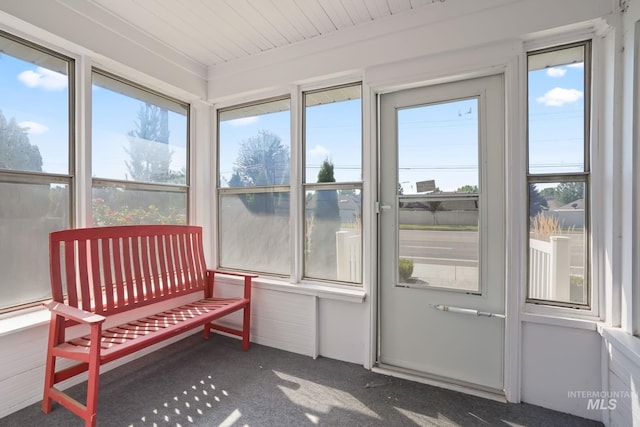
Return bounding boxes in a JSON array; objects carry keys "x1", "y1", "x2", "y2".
[{"x1": 399, "y1": 258, "x2": 414, "y2": 282}]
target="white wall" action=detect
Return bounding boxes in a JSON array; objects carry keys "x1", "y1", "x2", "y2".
[
  {"x1": 521, "y1": 322, "x2": 602, "y2": 420},
  {"x1": 0, "y1": 0, "x2": 635, "y2": 423}
]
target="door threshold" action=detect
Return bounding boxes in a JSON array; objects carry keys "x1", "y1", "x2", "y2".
[{"x1": 372, "y1": 364, "x2": 506, "y2": 403}]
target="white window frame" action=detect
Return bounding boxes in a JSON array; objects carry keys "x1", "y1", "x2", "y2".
[
  {"x1": 90, "y1": 68, "x2": 190, "y2": 227},
  {"x1": 523, "y1": 30, "x2": 602, "y2": 322},
  {"x1": 301, "y1": 82, "x2": 363, "y2": 285},
  {"x1": 214, "y1": 79, "x2": 365, "y2": 288},
  {"x1": 0, "y1": 30, "x2": 75, "y2": 313}
]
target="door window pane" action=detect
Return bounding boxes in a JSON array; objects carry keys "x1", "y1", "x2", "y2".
[{"x1": 397, "y1": 99, "x2": 479, "y2": 292}]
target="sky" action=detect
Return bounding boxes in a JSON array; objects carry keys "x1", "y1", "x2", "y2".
[
  {"x1": 0, "y1": 51, "x2": 187, "y2": 181},
  {"x1": 2, "y1": 47, "x2": 584, "y2": 193},
  {"x1": 218, "y1": 96, "x2": 362, "y2": 187}
]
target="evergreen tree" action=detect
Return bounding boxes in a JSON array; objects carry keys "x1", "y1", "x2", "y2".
[
  {"x1": 307, "y1": 158, "x2": 341, "y2": 280},
  {"x1": 314, "y1": 159, "x2": 339, "y2": 219},
  {"x1": 125, "y1": 103, "x2": 176, "y2": 183},
  {"x1": 529, "y1": 184, "x2": 548, "y2": 217}
]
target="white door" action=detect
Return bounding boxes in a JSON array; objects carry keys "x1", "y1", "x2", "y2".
[{"x1": 378, "y1": 74, "x2": 505, "y2": 392}]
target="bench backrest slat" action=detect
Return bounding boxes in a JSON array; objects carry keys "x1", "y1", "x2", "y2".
[{"x1": 49, "y1": 225, "x2": 208, "y2": 319}]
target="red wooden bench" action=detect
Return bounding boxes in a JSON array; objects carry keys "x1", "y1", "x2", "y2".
[{"x1": 41, "y1": 225, "x2": 256, "y2": 427}]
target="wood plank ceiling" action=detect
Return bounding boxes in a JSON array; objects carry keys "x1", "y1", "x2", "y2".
[{"x1": 90, "y1": 0, "x2": 443, "y2": 68}]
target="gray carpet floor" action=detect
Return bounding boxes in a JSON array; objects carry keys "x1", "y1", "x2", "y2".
[{"x1": 0, "y1": 333, "x2": 603, "y2": 427}]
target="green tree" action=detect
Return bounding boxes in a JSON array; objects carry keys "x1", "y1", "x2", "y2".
[
  {"x1": 0, "y1": 110, "x2": 43, "y2": 172},
  {"x1": 307, "y1": 158, "x2": 341, "y2": 280},
  {"x1": 555, "y1": 182, "x2": 584, "y2": 205},
  {"x1": 540, "y1": 187, "x2": 556, "y2": 200},
  {"x1": 230, "y1": 130, "x2": 289, "y2": 187},
  {"x1": 529, "y1": 184, "x2": 548, "y2": 218},
  {"x1": 229, "y1": 130, "x2": 290, "y2": 214},
  {"x1": 0, "y1": 110, "x2": 49, "y2": 219},
  {"x1": 125, "y1": 103, "x2": 179, "y2": 183},
  {"x1": 314, "y1": 159, "x2": 339, "y2": 218},
  {"x1": 456, "y1": 184, "x2": 478, "y2": 193}
]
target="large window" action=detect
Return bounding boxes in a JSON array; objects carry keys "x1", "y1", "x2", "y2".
[
  {"x1": 0, "y1": 31, "x2": 72, "y2": 311},
  {"x1": 217, "y1": 83, "x2": 363, "y2": 285},
  {"x1": 91, "y1": 70, "x2": 189, "y2": 226},
  {"x1": 527, "y1": 41, "x2": 591, "y2": 308},
  {"x1": 218, "y1": 98, "x2": 291, "y2": 275},
  {"x1": 304, "y1": 84, "x2": 362, "y2": 283}
]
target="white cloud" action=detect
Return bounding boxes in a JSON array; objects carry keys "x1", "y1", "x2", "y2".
[
  {"x1": 18, "y1": 121, "x2": 49, "y2": 135},
  {"x1": 536, "y1": 87, "x2": 583, "y2": 107},
  {"x1": 18, "y1": 67, "x2": 67, "y2": 90},
  {"x1": 546, "y1": 67, "x2": 566, "y2": 77},
  {"x1": 228, "y1": 117, "x2": 258, "y2": 126},
  {"x1": 308, "y1": 144, "x2": 330, "y2": 157},
  {"x1": 567, "y1": 62, "x2": 584, "y2": 68}
]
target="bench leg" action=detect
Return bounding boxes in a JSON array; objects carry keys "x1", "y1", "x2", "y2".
[
  {"x1": 84, "y1": 330, "x2": 102, "y2": 427},
  {"x1": 42, "y1": 316, "x2": 63, "y2": 414},
  {"x1": 41, "y1": 351, "x2": 56, "y2": 413},
  {"x1": 242, "y1": 303, "x2": 250, "y2": 351}
]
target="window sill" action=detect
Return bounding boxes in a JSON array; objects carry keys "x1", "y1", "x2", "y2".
[
  {"x1": 521, "y1": 312, "x2": 600, "y2": 331},
  {"x1": 600, "y1": 326, "x2": 640, "y2": 366},
  {"x1": 0, "y1": 306, "x2": 50, "y2": 337},
  {"x1": 216, "y1": 275, "x2": 366, "y2": 304}
]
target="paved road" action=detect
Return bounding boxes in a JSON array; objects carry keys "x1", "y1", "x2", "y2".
[
  {"x1": 398, "y1": 229, "x2": 585, "y2": 273},
  {"x1": 399, "y1": 229, "x2": 478, "y2": 266}
]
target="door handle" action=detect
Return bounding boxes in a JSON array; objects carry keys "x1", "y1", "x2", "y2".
[
  {"x1": 375, "y1": 202, "x2": 391, "y2": 214},
  {"x1": 429, "y1": 304, "x2": 505, "y2": 319}
]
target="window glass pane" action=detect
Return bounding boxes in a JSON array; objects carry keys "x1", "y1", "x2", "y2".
[
  {"x1": 92, "y1": 185, "x2": 186, "y2": 226},
  {"x1": 397, "y1": 99, "x2": 480, "y2": 291},
  {"x1": 528, "y1": 182, "x2": 587, "y2": 305},
  {"x1": 528, "y1": 45, "x2": 585, "y2": 174},
  {"x1": 0, "y1": 32, "x2": 72, "y2": 312},
  {"x1": 219, "y1": 192, "x2": 290, "y2": 275},
  {"x1": 305, "y1": 188, "x2": 362, "y2": 283},
  {"x1": 92, "y1": 72, "x2": 188, "y2": 184},
  {"x1": 397, "y1": 98, "x2": 478, "y2": 194},
  {"x1": 0, "y1": 34, "x2": 70, "y2": 174},
  {"x1": 0, "y1": 182, "x2": 70, "y2": 310},
  {"x1": 218, "y1": 99, "x2": 291, "y2": 188},
  {"x1": 305, "y1": 85, "x2": 361, "y2": 182}
]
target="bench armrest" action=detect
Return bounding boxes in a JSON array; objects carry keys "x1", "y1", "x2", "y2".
[
  {"x1": 44, "y1": 301, "x2": 106, "y2": 325},
  {"x1": 207, "y1": 270, "x2": 258, "y2": 300}
]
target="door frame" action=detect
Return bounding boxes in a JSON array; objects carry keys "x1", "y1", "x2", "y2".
[{"x1": 368, "y1": 58, "x2": 523, "y2": 403}]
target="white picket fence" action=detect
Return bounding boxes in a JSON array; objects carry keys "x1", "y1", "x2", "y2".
[
  {"x1": 336, "y1": 230, "x2": 362, "y2": 283},
  {"x1": 529, "y1": 236, "x2": 570, "y2": 301}
]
